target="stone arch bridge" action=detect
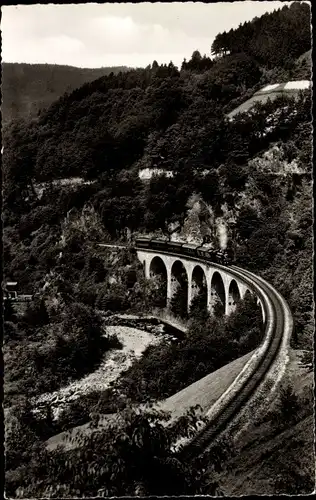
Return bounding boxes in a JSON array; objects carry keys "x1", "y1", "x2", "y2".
[
  {"x1": 136, "y1": 248, "x2": 265, "y2": 321},
  {"x1": 97, "y1": 242, "x2": 292, "y2": 456}
]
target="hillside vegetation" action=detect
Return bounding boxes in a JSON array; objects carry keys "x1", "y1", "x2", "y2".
[
  {"x1": 3, "y1": 2, "x2": 314, "y2": 497},
  {"x1": 3, "y1": 4, "x2": 312, "y2": 350},
  {"x1": 2, "y1": 63, "x2": 129, "y2": 124},
  {"x1": 211, "y1": 2, "x2": 310, "y2": 65}
]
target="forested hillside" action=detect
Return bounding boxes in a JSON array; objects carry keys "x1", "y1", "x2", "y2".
[
  {"x1": 3, "y1": 3, "x2": 313, "y2": 495},
  {"x1": 2, "y1": 63, "x2": 129, "y2": 124},
  {"x1": 211, "y1": 1, "x2": 310, "y2": 65},
  {"x1": 3, "y1": 1, "x2": 312, "y2": 347}
]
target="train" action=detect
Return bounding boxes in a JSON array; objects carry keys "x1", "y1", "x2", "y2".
[{"x1": 135, "y1": 237, "x2": 234, "y2": 266}]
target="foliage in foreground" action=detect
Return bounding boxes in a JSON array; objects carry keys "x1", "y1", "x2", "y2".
[{"x1": 5, "y1": 403, "x2": 226, "y2": 497}]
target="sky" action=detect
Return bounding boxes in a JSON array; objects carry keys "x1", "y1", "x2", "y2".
[{"x1": 1, "y1": 1, "x2": 298, "y2": 69}]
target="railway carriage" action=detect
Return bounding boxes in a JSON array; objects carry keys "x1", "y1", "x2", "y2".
[
  {"x1": 182, "y1": 243, "x2": 199, "y2": 256},
  {"x1": 196, "y1": 246, "x2": 210, "y2": 258},
  {"x1": 167, "y1": 241, "x2": 184, "y2": 253},
  {"x1": 151, "y1": 239, "x2": 168, "y2": 251},
  {"x1": 135, "y1": 236, "x2": 152, "y2": 248}
]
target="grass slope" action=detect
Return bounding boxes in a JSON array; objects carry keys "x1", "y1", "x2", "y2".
[
  {"x1": 220, "y1": 414, "x2": 314, "y2": 495},
  {"x1": 227, "y1": 81, "x2": 310, "y2": 119},
  {"x1": 158, "y1": 350, "x2": 254, "y2": 420}
]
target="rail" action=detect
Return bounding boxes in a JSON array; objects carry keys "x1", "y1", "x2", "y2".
[{"x1": 179, "y1": 265, "x2": 292, "y2": 459}]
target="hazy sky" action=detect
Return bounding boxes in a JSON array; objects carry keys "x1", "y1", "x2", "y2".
[{"x1": 2, "y1": 2, "x2": 296, "y2": 68}]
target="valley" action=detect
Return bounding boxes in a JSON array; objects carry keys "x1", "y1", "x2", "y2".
[{"x1": 2, "y1": 1, "x2": 313, "y2": 497}]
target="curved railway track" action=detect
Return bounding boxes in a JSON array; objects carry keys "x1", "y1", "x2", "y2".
[{"x1": 179, "y1": 264, "x2": 292, "y2": 461}]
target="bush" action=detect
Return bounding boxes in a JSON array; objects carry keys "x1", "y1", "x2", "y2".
[
  {"x1": 96, "y1": 286, "x2": 130, "y2": 312},
  {"x1": 3, "y1": 321, "x2": 19, "y2": 342},
  {"x1": 277, "y1": 384, "x2": 301, "y2": 426},
  {"x1": 18, "y1": 205, "x2": 59, "y2": 239},
  {"x1": 4, "y1": 299, "x2": 15, "y2": 322},
  {"x1": 23, "y1": 298, "x2": 49, "y2": 327},
  {"x1": 170, "y1": 286, "x2": 188, "y2": 320},
  {"x1": 52, "y1": 388, "x2": 127, "y2": 434}
]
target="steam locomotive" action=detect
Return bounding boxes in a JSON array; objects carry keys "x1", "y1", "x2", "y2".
[{"x1": 135, "y1": 237, "x2": 234, "y2": 266}]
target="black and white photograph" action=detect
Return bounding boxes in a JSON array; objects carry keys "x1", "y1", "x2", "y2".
[{"x1": 2, "y1": 1, "x2": 314, "y2": 497}]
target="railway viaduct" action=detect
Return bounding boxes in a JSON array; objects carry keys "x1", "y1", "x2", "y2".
[
  {"x1": 135, "y1": 244, "x2": 292, "y2": 457},
  {"x1": 136, "y1": 248, "x2": 266, "y2": 322}
]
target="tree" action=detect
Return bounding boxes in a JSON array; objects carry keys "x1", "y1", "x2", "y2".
[
  {"x1": 277, "y1": 384, "x2": 300, "y2": 426},
  {"x1": 23, "y1": 298, "x2": 49, "y2": 327},
  {"x1": 222, "y1": 162, "x2": 248, "y2": 190},
  {"x1": 211, "y1": 2, "x2": 311, "y2": 67},
  {"x1": 189, "y1": 288, "x2": 208, "y2": 321},
  {"x1": 195, "y1": 171, "x2": 219, "y2": 204},
  {"x1": 170, "y1": 286, "x2": 188, "y2": 320},
  {"x1": 187, "y1": 50, "x2": 202, "y2": 71},
  {"x1": 236, "y1": 206, "x2": 260, "y2": 241}
]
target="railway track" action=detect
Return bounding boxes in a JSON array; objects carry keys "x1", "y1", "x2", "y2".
[{"x1": 178, "y1": 264, "x2": 292, "y2": 461}]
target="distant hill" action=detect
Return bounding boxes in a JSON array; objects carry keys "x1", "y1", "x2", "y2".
[{"x1": 1, "y1": 62, "x2": 130, "y2": 124}]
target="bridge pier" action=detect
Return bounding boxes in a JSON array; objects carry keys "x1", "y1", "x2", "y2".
[
  {"x1": 188, "y1": 282, "x2": 200, "y2": 311},
  {"x1": 206, "y1": 279, "x2": 213, "y2": 314},
  {"x1": 224, "y1": 280, "x2": 231, "y2": 317},
  {"x1": 166, "y1": 273, "x2": 171, "y2": 305},
  {"x1": 238, "y1": 283, "x2": 249, "y2": 299},
  {"x1": 187, "y1": 279, "x2": 192, "y2": 312},
  {"x1": 168, "y1": 275, "x2": 178, "y2": 306},
  {"x1": 143, "y1": 259, "x2": 150, "y2": 280}
]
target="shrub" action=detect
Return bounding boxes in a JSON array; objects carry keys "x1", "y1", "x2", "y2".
[
  {"x1": 277, "y1": 384, "x2": 301, "y2": 426},
  {"x1": 23, "y1": 298, "x2": 49, "y2": 327},
  {"x1": 3, "y1": 321, "x2": 19, "y2": 342}
]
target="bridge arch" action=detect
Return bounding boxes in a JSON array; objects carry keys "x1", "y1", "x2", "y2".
[
  {"x1": 149, "y1": 256, "x2": 168, "y2": 307},
  {"x1": 170, "y1": 260, "x2": 189, "y2": 318},
  {"x1": 227, "y1": 279, "x2": 241, "y2": 315},
  {"x1": 210, "y1": 271, "x2": 226, "y2": 316},
  {"x1": 190, "y1": 265, "x2": 208, "y2": 314},
  {"x1": 149, "y1": 255, "x2": 167, "y2": 278}
]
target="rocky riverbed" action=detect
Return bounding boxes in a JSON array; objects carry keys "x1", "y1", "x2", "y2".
[{"x1": 33, "y1": 318, "x2": 180, "y2": 420}]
